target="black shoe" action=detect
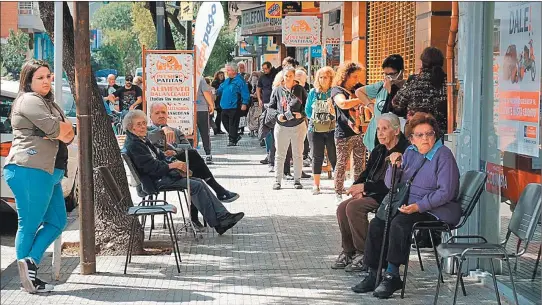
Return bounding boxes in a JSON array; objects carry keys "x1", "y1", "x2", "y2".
[
  {"x1": 294, "y1": 181, "x2": 303, "y2": 189},
  {"x1": 216, "y1": 130, "x2": 226, "y2": 135},
  {"x1": 215, "y1": 212, "x2": 244, "y2": 235},
  {"x1": 217, "y1": 191, "x2": 240, "y2": 203},
  {"x1": 17, "y1": 258, "x2": 37, "y2": 293},
  {"x1": 352, "y1": 271, "x2": 377, "y2": 294},
  {"x1": 260, "y1": 158, "x2": 269, "y2": 165},
  {"x1": 227, "y1": 142, "x2": 237, "y2": 147},
  {"x1": 20, "y1": 278, "x2": 54, "y2": 294},
  {"x1": 301, "y1": 171, "x2": 311, "y2": 179},
  {"x1": 373, "y1": 272, "x2": 403, "y2": 299},
  {"x1": 192, "y1": 219, "x2": 205, "y2": 229},
  {"x1": 260, "y1": 140, "x2": 266, "y2": 147},
  {"x1": 236, "y1": 135, "x2": 242, "y2": 143}
]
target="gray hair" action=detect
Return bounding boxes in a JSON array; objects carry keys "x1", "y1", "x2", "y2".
[
  {"x1": 225, "y1": 62, "x2": 238, "y2": 72},
  {"x1": 107, "y1": 74, "x2": 116, "y2": 80},
  {"x1": 273, "y1": 66, "x2": 295, "y2": 88},
  {"x1": 149, "y1": 101, "x2": 167, "y2": 113},
  {"x1": 378, "y1": 113, "x2": 401, "y2": 131},
  {"x1": 122, "y1": 109, "x2": 147, "y2": 132}
]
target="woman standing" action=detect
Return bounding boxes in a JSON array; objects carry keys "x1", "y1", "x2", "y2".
[
  {"x1": 195, "y1": 77, "x2": 215, "y2": 164},
  {"x1": 331, "y1": 62, "x2": 368, "y2": 202},
  {"x1": 211, "y1": 71, "x2": 226, "y2": 135},
  {"x1": 305, "y1": 66, "x2": 337, "y2": 194},
  {"x1": 3, "y1": 60, "x2": 75, "y2": 293},
  {"x1": 247, "y1": 71, "x2": 262, "y2": 137},
  {"x1": 268, "y1": 66, "x2": 308, "y2": 190},
  {"x1": 391, "y1": 47, "x2": 448, "y2": 137}
]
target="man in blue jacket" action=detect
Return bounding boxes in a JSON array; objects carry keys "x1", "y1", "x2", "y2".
[{"x1": 217, "y1": 63, "x2": 250, "y2": 146}]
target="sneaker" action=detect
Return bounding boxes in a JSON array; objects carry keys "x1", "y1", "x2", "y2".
[
  {"x1": 260, "y1": 139, "x2": 266, "y2": 147},
  {"x1": 227, "y1": 142, "x2": 236, "y2": 147},
  {"x1": 17, "y1": 258, "x2": 37, "y2": 293},
  {"x1": 205, "y1": 155, "x2": 214, "y2": 164},
  {"x1": 294, "y1": 181, "x2": 303, "y2": 189},
  {"x1": 218, "y1": 191, "x2": 240, "y2": 203},
  {"x1": 351, "y1": 271, "x2": 377, "y2": 293},
  {"x1": 331, "y1": 251, "x2": 352, "y2": 269},
  {"x1": 215, "y1": 212, "x2": 244, "y2": 235},
  {"x1": 269, "y1": 166, "x2": 275, "y2": 173},
  {"x1": 312, "y1": 186, "x2": 320, "y2": 195},
  {"x1": 260, "y1": 158, "x2": 269, "y2": 165},
  {"x1": 236, "y1": 135, "x2": 242, "y2": 143},
  {"x1": 303, "y1": 158, "x2": 311, "y2": 167},
  {"x1": 284, "y1": 173, "x2": 294, "y2": 180},
  {"x1": 373, "y1": 272, "x2": 403, "y2": 299},
  {"x1": 345, "y1": 253, "x2": 366, "y2": 272},
  {"x1": 216, "y1": 130, "x2": 226, "y2": 135},
  {"x1": 272, "y1": 183, "x2": 281, "y2": 190},
  {"x1": 20, "y1": 278, "x2": 54, "y2": 294},
  {"x1": 335, "y1": 194, "x2": 343, "y2": 203},
  {"x1": 301, "y1": 171, "x2": 311, "y2": 179}
]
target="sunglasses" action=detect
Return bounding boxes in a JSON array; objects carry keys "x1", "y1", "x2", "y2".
[{"x1": 411, "y1": 131, "x2": 436, "y2": 139}]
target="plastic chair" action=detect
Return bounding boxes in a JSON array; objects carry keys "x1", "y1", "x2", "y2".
[{"x1": 433, "y1": 183, "x2": 542, "y2": 305}]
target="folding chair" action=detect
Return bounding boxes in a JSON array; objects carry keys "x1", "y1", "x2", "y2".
[
  {"x1": 95, "y1": 166, "x2": 182, "y2": 274},
  {"x1": 434, "y1": 183, "x2": 542, "y2": 305},
  {"x1": 401, "y1": 170, "x2": 487, "y2": 298}
]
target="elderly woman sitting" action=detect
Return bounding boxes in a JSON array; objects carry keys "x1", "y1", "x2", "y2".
[
  {"x1": 121, "y1": 110, "x2": 244, "y2": 235},
  {"x1": 333, "y1": 113, "x2": 410, "y2": 272},
  {"x1": 352, "y1": 112, "x2": 460, "y2": 299}
]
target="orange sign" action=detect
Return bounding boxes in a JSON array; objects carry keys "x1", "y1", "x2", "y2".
[
  {"x1": 291, "y1": 19, "x2": 311, "y2": 32},
  {"x1": 484, "y1": 161, "x2": 541, "y2": 203},
  {"x1": 265, "y1": 2, "x2": 282, "y2": 18},
  {"x1": 498, "y1": 91, "x2": 540, "y2": 123},
  {"x1": 282, "y1": 16, "x2": 321, "y2": 46},
  {"x1": 301, "y1": 1, "x2": 319, "y2": 13},
  {"x1": 156, "y1": 55, "x2": 183, "y2": 71}
]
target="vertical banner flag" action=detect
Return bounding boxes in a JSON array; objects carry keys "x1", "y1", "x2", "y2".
[{"x1": 194, "y1": 2, "x2": 225, "y2": 89}]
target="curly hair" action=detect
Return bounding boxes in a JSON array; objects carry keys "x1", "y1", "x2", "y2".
[
  {"x1": 332, "y1": 61, "x2": 363, "y2": 87},
  {"x1": 213, "y1": 70, "x2": 224, "y2": 82},
  {"x1": 407, "y1": 112, "x2": 440, "y2": 138},
  {"x1": 313, "y1": 66, "x2": 335, "y2": 92}
]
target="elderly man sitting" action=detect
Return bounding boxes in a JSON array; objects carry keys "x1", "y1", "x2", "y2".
[
  {"x1": 122, "y1": 110, "x2": 244, "y2": 235},
  {"x1": 333, "y1": 114, "x2": 409, "y2": 272}
]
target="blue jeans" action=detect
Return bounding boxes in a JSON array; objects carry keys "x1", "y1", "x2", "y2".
[
  {"x1": 264, "y1": 132, "x2": 273, "y2": 153},
  {"x1": 3, "y1": 165, "x2": 67, "y2": 264}
]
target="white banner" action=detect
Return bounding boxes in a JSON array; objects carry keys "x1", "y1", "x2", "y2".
[
  {"x1": 145, "y1": 53, "x2": 195, "y2": 136},
  {"x1": 282, "y1": 16, "x2": 321, "y2": 47},
  {"x1": 194, "y1": 2, "x2": 225, "y2": 86}
]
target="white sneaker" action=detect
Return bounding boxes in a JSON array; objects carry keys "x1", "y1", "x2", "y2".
[
  {"x1": 312, "y1": 186, "x2": 320, "y2": 195},
  {"x1": 335, "y1": 194, "x2": 343, "y2": 204}
]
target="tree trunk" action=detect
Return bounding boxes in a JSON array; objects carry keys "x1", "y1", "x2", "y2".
[{"x1": 38, "y1": 2, "x2": 144, "y2": 255}]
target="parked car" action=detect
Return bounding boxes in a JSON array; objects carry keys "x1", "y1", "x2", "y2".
[
  {"x1": 0, "y1": 80, "x2": 79, "y2": 214},
  {"x1": 135, "y1": 67, "x2": 143, "y2": 77}
]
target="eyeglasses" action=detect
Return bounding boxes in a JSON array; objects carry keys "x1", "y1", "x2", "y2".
[{"x1": 412, "y1": 131, "x2": 436, "y2": 139}]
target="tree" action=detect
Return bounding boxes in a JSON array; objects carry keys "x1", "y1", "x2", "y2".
[
  {"x1": 38, "y1": 1, "x2": 144, "y2": 255},
  {"x1": 204, "y1": 28, "x2": 236, "y2": 76},
  {"x1": 91, "y1": 44, "x2": 122, "y2": 74},
  {"x1": 131, "y1": 2, "x2": 156, "y2": 50},
  {"x1": 0, "y1": 30, "x2": 30, "y2": 79}
]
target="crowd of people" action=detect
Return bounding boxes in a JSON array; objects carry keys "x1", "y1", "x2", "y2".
[{"x1": 6, "y1": 45, "x2": 463, "y2": 300}]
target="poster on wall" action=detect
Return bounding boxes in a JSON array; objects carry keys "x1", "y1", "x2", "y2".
[
  {"x1": 282, "y1": 16, "x2": 321, "y2": 47},
  {"x1": 495, "y1": 2, "x2": 541, "y2": 157},
  {"x1": 145, "y1": 53, "x2": 195, "y2": 136}
]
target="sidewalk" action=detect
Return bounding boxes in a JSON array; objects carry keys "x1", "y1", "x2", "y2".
[{"x1": 0, "y1": 133, "x2": 513, "y2": 305}]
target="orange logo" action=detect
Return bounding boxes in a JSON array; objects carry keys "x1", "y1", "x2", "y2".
[
  {"x1": 291, "y1": 20, "x2": 311, "y2": 32},
  {"x1": 156, "y1": 55, "x2": 183, "y2": 71}
]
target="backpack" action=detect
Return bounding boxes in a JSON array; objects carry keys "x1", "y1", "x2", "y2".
[{"x1": 311, "y1": 90, "x2": 335, "y2": 132}]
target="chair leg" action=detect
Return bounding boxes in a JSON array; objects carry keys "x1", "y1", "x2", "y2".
[
  {"x1": 489, "y1": 258, "x2": 502, "y2": 305},
  {"x1": 165, "y1": 212, "x2": 181, "y2": 273},
  {"x1": 429, "y1": 231, "x2": 444, "y2": 283},
  {"x1": 452, "y1": 258, "x2": 464, "y2": 305},
  {"x1": 454, "y1": 257, "x2": 467, "y2": 296},
  {"x1": 176, "y1": 190, "x2": 187, "y2": 228},
  {"x1": 504, "y1": 255, "x2": 520, "y2": 305},
  {"x1": 169, "y1": 213, "x2": 182, "y2": 263},
  {"x1": 434, "y1": 257, "x2": 445, "y2": 305},
  {"x1": 162, "y1": 192, "x2": 167, "y2": 229},
  {"x1": 413, "y1": 230, "x2": 424, "y2": 271},
  {"x1": 124, "y1": 217, "x2": 136, "y2": 274},
  {"x1": 532, "y1": 245, "x2": 541, "y2": 281}
]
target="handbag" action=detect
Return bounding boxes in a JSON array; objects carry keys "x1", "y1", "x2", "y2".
[{"x1": 376, "y1": 158, "x2": 427, "y2": 221}]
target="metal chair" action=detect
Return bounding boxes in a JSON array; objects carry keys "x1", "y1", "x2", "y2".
[
  {"x1": 121, "y1": 152, "x2": 200, "y2": 239},
  {"x1": 95, "y1": 166, "x2": 182, "y2": 274},
  {"x1": 401, "y1": 170, "x2": 487, "y2": 298},
  {"x1": 433, "y1": 183, "x2": 542, "y2": 305}
]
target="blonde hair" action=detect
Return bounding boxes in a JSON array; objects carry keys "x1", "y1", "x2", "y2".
[
  {"x1": 295, "y1": 69, "x2": 307, "y2": 87},
  {"x1": 313, "y1": 66, "x2": 335, "y2": 92}
]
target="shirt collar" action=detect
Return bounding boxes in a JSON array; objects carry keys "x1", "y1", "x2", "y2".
[{"x1": 407, "y1": 139, "x2": 443, "y2": 161}]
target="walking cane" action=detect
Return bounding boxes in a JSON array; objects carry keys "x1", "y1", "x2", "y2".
[{"x1": 375, "y1": 161, "x2": 401, "y2": 289}]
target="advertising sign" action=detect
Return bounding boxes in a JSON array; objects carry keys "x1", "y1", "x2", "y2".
[
  {"x1": 495, "y1": 2, "x2": 541, "y2": 157},
  {"x1": 311, "y1": 45, "x2": 322, "y2": 58},
  {"x1": 145, "y1": 53, "x2": 195, "y2": 136},
  {"x1": 241, "y1": 5, "x2": 282, "y2": 36},
  {"x1": 180, "y1": 2, "x2": 193, "y2": 21},
  {"x1": 482, "y1": 160, "x2": 541, "y2": 203},
  {"x1": 194, "y1": 2, "x2": 225, "y2": 84},
  {"x1": 282, "y1": 16, "x2": 321, "y2": 47},
  {"x1": 265, "y1": 2, "x2": 282, "y2": 18},
  {"x1": 282, "y1": 2, "x2": 301, "y2": 14}
]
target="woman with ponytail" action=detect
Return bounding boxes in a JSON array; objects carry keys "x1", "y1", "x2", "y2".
[{"x1": 391, "y1": 47, "x2": 448, "y2": 137}]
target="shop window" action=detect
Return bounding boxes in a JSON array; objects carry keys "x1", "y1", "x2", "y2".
[{"x1": 367, "y1": 2, "x2": 416, "y2": 84}]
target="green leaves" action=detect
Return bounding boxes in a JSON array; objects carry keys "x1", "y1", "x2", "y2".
[{"x1": 0, "y1": 29, "x2": 30, "y2": 79}]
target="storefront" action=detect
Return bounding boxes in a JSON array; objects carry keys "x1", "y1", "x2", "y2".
[{"x1": 456, "y1": 2, "x2": 541, "y2": 303}]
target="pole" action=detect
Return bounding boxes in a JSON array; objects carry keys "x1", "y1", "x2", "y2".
[
  {"x1": 186, "y1": 20, "x2": 193, "y2": 50},
  {"x1": 74, "y1": 2, "x2": 96, "y2": 275},
  {"x1": 156, "y1": 1, "x2": 166, "y2": 49},
  {"x1": 52, "y1": 1, "x2": 63, "y2": 281},
  {"x1": 308, "y1": 47, "x2": 312, "y2": 84}
]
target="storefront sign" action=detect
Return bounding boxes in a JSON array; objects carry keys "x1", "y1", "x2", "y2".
[
  {"x1": 282, "y1": 2, "x2": 301, "y2": 14},
  {"x1": 145, "y1": 53, "x2": 195, "y2": 136},
  {"x1": 179, "y1": 2, "x2": 193, "y2": 21},
  {"x1": 282, "y1": 16, "x2": 321, "y2": 47},
  {"x1": 482, "y1": 160, "x2": 541, "y2": 203},
  {"x1": 310, "y1": 45, "x2": 322, "y2": 58},
  {"x1": 265, "y1": 2, "x2": 282, "y2": 18},
  {"x1": 241, "y1": 6, "x2": 282, "y2": 36},
  {"x1": 495, "y1": 2, "x2": 541, "y2": 157}
]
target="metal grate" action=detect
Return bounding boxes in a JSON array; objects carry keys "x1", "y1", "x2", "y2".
[{"x1": 367, "y1": 2, "x2": 416, "y2": 84}]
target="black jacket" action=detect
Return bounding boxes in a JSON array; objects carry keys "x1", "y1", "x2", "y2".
[
  {"x1": 353, "y1": 133, "x2": 410, "y2": 203},
  {"x1": 122, "y1": 131, "x2": 172, "y2": 195}
]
